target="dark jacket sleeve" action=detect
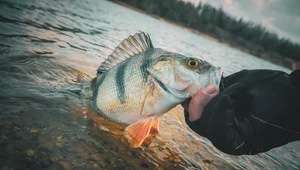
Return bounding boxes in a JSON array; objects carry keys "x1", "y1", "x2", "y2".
[{"x1": 185, "y1": 69, "x2": 300, "y2": 155}]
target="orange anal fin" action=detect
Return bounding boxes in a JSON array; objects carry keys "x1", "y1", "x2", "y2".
[
  {"x1": 143, "y1": 119, "x2": 160, "y2": 147},
  {"x1": 124, "y1": 117, "x2": 155, "y2": 148},
  {"x1": 76, "y1": 71, "x2": 93, "y2": 83},
  {"x1": 149, "y1": 118, "x2": 159, "y2": 136}
]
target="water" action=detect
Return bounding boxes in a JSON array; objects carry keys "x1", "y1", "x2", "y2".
[{"x1": 0, "y1": 0, "x2": 298, "y2": 169}]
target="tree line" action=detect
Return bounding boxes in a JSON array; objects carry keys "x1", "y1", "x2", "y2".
[{"x1": 116, "y1": 0, "x2": 300, "y2": 62}]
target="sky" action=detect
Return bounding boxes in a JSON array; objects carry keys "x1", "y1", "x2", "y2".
[{"x1": 183, "y1": 0, "x2": 300, "y2": 44}]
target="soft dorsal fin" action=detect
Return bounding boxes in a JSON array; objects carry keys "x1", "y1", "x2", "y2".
[{"x1": 97, "y1": 32, "x2": 154, "y2": 75}]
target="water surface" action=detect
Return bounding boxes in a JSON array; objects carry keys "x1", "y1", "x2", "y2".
[{"x1": 0, "y1": 0, "x2": 298, "y2": 169}]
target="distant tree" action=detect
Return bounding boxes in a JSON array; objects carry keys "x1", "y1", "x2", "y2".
[
  {"x1": 136, "y1": 0, "x2": 147, "y2": 10},
  {"x1": 116, "y1": 0, "x2": 300, "y2": 62}
]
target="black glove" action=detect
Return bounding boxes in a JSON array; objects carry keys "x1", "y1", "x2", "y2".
[{"x1": 185, "y1": 69, "x2": 300, "y2": 155}]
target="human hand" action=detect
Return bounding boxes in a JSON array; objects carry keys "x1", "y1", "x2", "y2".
[{"x1": 181, "y1": 84, "x2": 220, "y2": 121}]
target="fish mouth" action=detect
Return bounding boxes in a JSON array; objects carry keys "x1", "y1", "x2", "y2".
[
  {"x1": 219, "y1": 73, "x2": 225, "y2": 91},
  {"x1": 151, "y1": 67, "x2": 223, "y2": 99},
  {"x1": 214, "y1": 68, "x2": 223, "y2": 87},
  {"x1": 207, "y1": 67, "x2": 223, "y2": 87}
]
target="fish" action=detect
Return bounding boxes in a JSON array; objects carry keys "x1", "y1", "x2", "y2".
[{"x1": 91, "y1": 32, "x2": 222, "y2": 147}]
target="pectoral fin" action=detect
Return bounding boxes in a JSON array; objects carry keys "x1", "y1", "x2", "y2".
[
  {"x1": 139, "y1": 84, "x2": 154, "y2": 115},
  {"x1": 124, "y1": 116, "x2": 159, "y2": 148}
]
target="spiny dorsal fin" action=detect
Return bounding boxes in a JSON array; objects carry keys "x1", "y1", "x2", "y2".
[{"x1": 97, "y1": 32, "x2": 154, "y2": 75}]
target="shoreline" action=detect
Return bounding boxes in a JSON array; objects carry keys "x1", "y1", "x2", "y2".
[{"x1": 110, "y1": 0, "x2": 299, "y2": 70}]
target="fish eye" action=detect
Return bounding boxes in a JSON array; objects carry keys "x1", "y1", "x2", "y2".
[{"x1": 187, "y1": 59, "x2": 198, "y2": 67}]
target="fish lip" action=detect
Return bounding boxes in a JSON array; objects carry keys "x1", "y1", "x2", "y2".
[
  {"x1": 209, "y1": 67, "x2": 223, "y2": 87},
  {"x1": 219, "y1": 72, "x2": 225, "y2": 90},
  {"x1": 216, "y1": 69, "x2": 223, "y2": 87}
]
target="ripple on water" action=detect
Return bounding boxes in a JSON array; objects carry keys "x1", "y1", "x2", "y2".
[
  {"x1": 0, "y1": 44, "x2": 14, "y2": 55},
  {"x1": 0, "y1": 0, "x2": 298, "y2": 169}
]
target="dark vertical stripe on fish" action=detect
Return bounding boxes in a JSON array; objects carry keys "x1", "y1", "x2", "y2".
[
  {"x1": 115, "y1": 60, "x2": 129, "y2": 103},
  {"x1": 140, "y1": 50, "x2": 152, "y2": 82},
  {"x1": 93, "y1": 73, "x2": 107, "y2": 114}
]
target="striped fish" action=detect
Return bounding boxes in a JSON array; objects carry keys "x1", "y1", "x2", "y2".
[{"x1": 91, "y1": 32, "x2": 222, "y2": 147}]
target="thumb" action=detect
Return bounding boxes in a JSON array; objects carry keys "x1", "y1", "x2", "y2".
[{"x1": 188, "y1": 84, "x2": 219, "y2": 121}]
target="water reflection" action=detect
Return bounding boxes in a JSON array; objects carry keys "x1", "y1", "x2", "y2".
[{"x1": 0, "y1": 0, "x2": 298, "y2": 169}]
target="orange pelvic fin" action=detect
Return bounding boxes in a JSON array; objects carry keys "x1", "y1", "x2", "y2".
[
  {"x1": 76, "y1": 71, "x2": 93, "y2": 83},
  {"x1": 124, "y1": 116, "x2": 159, "y2": 148}
]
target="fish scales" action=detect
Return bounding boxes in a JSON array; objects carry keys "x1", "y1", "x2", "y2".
[
  {"x1": 90, "y1": 32, "x2": 222, "y2": 147},
  {"x1": 95, "y1": 49, "x2": 165, "y2": 124}
]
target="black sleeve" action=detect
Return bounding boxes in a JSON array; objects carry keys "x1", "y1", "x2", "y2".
[{"x1": 185, "y1": 69, "x2": 300, "y2": 155}]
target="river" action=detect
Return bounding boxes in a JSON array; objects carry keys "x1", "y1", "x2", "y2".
[{"x1": 0, "y1": 0, "x2": 298, "y2": 169}]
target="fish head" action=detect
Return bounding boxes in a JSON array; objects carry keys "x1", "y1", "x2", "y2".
[{"x1": 149, "y1": 53, "x2": 222, "y2": 99}]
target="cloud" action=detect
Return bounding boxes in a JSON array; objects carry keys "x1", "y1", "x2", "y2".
[
  {"x1": 184, "y1": 0, "x2": 300, "y2": 43},
  {"x1": 223, "y1": 0, "x2": 232, "y2": 5},
  {"x1": 254, "y1": 0, "x2": 264, "y2": 9},
  {"x1": 262, "y1": 18, "x2": 273, "y2": 29}
]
